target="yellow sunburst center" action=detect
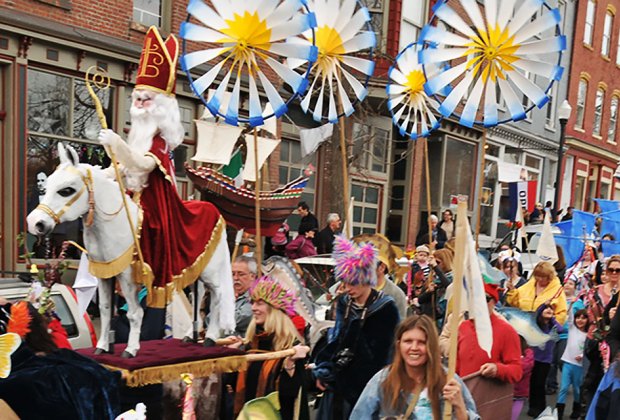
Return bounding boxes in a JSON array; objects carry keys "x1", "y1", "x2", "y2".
[
  {"x1": 405, "y1": 70, "x2": 425, "y2": 95},
  {"x1": 465, "y1": 24, "x2": 519, "y2": 82},
  {"x1": 314, "y1": 26, "x2": 345, "y2": 73},
  {"x1": 219, "y1": 11, "x2": 272, "y2": 69}
]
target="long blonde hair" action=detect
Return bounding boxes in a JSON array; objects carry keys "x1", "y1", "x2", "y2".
[
  {"x1": 245, "y1": 304, "x2": 303, "y2": 351},
  {"x1": 381, "y1": 315, "x2": 446, "y2": 419}
]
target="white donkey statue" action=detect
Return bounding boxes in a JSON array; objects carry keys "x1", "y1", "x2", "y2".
[{"x1": 27, "y1": 143, "x2": 235, "y2": 358}]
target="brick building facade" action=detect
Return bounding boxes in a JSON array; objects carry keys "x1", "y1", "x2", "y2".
[{"x1": 562, "y1": 0, "x2": 620, "y2": 211}]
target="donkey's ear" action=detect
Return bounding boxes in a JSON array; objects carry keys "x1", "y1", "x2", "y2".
[
  {"x1": 57, "y1": 142, "x2": 69, "y2": 164},
  {"x1": 66, "y1": 145, "x2": 80, "y2": 166}
]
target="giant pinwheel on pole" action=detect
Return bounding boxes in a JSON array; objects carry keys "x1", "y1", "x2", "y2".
[
  {"x1": 407, "y1": 1, "x2": 566, "y2": 418},
  {"x1": 419, "y1": 0, "x2": 565, "y2": 128},
  {"x1": 180, "y1": 0, "x2": 317, "y2": 269},
  {"x1": 287, "y1": 0, "x2": 376, "y2": 236}
]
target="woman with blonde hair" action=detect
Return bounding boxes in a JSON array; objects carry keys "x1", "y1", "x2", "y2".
[
  {"x1": 505, "y1": 261, "x2": 567, "y2": 324},
  {"x1": 225, "y1": 276, "x2": 310, "y2": 420},
  {"x1": 350, "y1": 315, "x2": 479, "y2": 419}
]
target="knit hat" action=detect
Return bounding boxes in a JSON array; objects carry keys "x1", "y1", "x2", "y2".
[
  {"x1": 416, "y1": 245, "x2": 430, "y2": 255},
  {"x1": 249, "y1": 276, "x2": 297, "y2": 316},
  {"x1": 271, "y1": 229, "x2": 288, "y2": 246},
  {"x1": 332, "y1": 235, "x2": 378, "y2": 286},
  {"x1": 484, "y1": 283, "x2": 499, "y2": 303}
]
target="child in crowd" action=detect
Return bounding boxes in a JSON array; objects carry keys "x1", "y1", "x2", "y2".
[
  {"x1": 512, "y1": 335, "x2": 534, "y2": 420},
  {"x1": 528, "y1": 303, "x2": 564, "y2": 417},
  {"x1": 556, "y1": 309, "x2": 589, "y2": 419},
  {"x1": 547, "y1": 277, "x2": 585, "y2": 394}
]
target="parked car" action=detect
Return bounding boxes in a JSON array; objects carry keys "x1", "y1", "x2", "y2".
[{"x1": 0, "y1": 277, "x2": 97, "y2": 349}]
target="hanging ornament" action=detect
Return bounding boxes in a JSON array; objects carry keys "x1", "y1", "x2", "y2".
[
  {"x1": 387, "y1": 42, "x2": 442, "y2": 139},
  {"x1": 180, "y1": 0, "x2": 318, "y2": 127},
  {"x1": 288, "y1": 0, "x2": 376, "y2": 123},
  {"x1": 419, "y1": 0, "x2": 565, "y2": 128}
]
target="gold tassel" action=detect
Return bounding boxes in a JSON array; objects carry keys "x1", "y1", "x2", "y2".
[{"x1": 103, "y1": 355, "x2": 248, "y2": 387}]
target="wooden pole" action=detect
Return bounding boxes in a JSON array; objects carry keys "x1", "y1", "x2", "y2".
[
  {"x1": 231, "y1": 229, "x2": 244, "y2": 263},
  {"x1": 335, "y1": 68, "x2": 350, "y2": 237},
  {"x1": 443, "y1": 200, "x2": 468, "y2": 420},
  {"x1": 338, "y1": 116, "x2": 350, "y2": 237},
  {"x1": 424, "y1": 138, "x2": 433, "y2": 248},
  {"x1": 474, "y1": 130, "x2": 487, "y2": 249},
  {"x1": 253, "y1": 128, "x2": 262, "y2": 275}
]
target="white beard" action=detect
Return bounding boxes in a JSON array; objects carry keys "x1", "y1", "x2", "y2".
[{"x1": 125, "y1": 91, "x2": 184, "y2": 191}]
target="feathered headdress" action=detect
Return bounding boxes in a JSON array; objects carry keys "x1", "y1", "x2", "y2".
[
  {"x1": 249, "y1": 276, "x2": 298, "y2": 316},
  {"x1": 332, "y1": 235, "x2": 378, "y2": 286}
]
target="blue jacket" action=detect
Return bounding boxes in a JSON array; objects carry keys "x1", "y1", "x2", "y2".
[{"x1": 587, "y1": 362, "x2": 620, "y2": 419}]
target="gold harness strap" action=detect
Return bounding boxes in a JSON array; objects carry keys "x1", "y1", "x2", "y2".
[{"x1": 35, "y1": 166, "x2": 95, "y2": 226}]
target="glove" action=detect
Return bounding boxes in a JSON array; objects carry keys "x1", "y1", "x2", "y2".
[{"x1": 98, "y1": 129, "x2": 122, "y2": 149}]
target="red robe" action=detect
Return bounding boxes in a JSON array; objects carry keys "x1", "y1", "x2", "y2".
[{"x1": 139, "y1": 136, "x2": 222, "y2": 308}]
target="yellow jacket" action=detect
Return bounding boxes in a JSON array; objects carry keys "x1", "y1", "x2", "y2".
[{"x1": 505, "y1": 277, "x2": 567, "y2": 325}]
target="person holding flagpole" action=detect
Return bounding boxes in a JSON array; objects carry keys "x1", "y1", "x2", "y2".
[
  {"x1": 456, "y1": 282, "x2": 523, "y2": 419},
  {"x1": 350, "y1": 315, "x2": 479, "y2": 419}
]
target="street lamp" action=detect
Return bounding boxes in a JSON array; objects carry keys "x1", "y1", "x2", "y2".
[{"x1": 554, "y1": 100, "x2": 572, "y2": 221}]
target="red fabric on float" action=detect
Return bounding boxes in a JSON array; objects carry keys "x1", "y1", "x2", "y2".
[{"x1": 139, "y1": 136, "x2": 221, "y2": 308}]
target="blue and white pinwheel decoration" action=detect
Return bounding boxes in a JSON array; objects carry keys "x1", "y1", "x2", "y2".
[
  {"x1": 288, "y1": 0, "x2": 376, "y2": 123},
  {"x1": 387, "y1": 43, "x2": 442, "y2": 139},
  {"x1": 419, "y1": 0, "x2": 565, "y2": 128},
  {"x1": 180, "y1": 0, "x2": 318, "y2": 127}
]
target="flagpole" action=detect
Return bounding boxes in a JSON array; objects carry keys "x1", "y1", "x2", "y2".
[
  {"x1": 423, "y1": 138, "x2": 436, "y2": 317},
  {"x1": 336, "y1": 70, "x2": 350, "y2": 237},
  {"x1": 474, "y1": 130, "x2": 487, "y2": 249},
  {"x1": 253, "y1": 127, "x2": 262, "y2": 275},
  {"x1": 424, "y1": 138, "x2": 433, "y2": 248},
  {"x1": 444, "y1": 199, "x2": 468, "y2": 420}
]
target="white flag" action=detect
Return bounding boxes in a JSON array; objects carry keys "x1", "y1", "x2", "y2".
[
  {"x1": 300, "y1": 124, "x2": 334, "y2": 157},
  {"x1": 463, "y1": 221, "x2": 493, "y2": 357},
  {"x1": 73, "y1": 253, "x2": 98, "y2": 315},
  {"x1": 515, "y1": 205, "x2": 525, "y2": 250},
  {"x1": 242, "y1": 134, "x2": 281, "y2": 182},
  {"x1": 536, "y1": 211, "x2": 559, "y2": 264},
  {"x1": 192, "y1": 120, "x2": 243, "y2": 164}
]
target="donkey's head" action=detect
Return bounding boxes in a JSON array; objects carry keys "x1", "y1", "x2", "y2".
[{"x1": 27, "y1": 143, "x2": 94, "y2": 236}]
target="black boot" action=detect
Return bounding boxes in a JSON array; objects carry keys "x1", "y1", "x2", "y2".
[
  {"x1": 556, "y1": 403, "x2": 565, "y2": 419},
  {"x1": 569, "y1": 402, "x2": 581, "y2": 419}
]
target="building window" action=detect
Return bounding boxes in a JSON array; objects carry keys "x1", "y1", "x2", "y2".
[
  {"x1": 362, "y1": 0, "x2": 384, "y2": 51},
  {"x1": 576, "y1": 79, "x2": 588, "y2": 128},
  {"x1": 584, "y1": 0, "x2": 596, "y2": 46},
  {"x1": 133, "y1": 0, "x2": 161, "y2": 27},
  {"x1": 352, "y1": 123, "x2": 390, "y2": 174},
  {"x1": 351, "y1": 183, "x2": 381, "y2": 235},
  {"x1": 593, "y1": 88, "x2": 605, "y2": 136},
  {"x1": 441, "y1": 137, "x2": 476, "y2": 209},
  {"x1": 279, "y1": 138, "x2": 316, "y2": 229},
  {"x1": 609, "y1": 96, "x2": 619, "y2": 142},
  {"x1": 400, "y1": 1, "x2": 425, "y2": 51},
  {"x1": 27, "y1": 68, "x2": 113, "y2": 258},
  {"x1": 602, "y1": 12, "x2": 614, "y2": 56}
]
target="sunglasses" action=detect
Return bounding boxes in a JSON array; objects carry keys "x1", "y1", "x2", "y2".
[
  {"x1": 607, "y1": 268, "x2": 620, "y2": 274},
  {"x1": 485, "y1": 294, "x2": 494, "y2": 302}
]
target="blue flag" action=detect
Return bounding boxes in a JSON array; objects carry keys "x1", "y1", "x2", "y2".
[{"x1": 595, "y1": 199, "x2": 620, "y2": 213}]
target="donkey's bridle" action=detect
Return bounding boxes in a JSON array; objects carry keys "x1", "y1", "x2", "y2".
[{"x1": 35, "y1": 166, "x2": 95, "y2": 227}]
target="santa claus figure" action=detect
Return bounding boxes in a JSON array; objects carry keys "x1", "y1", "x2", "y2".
[{"x1": 98, "y1": 27, "x2": 225, "y2": 313}]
